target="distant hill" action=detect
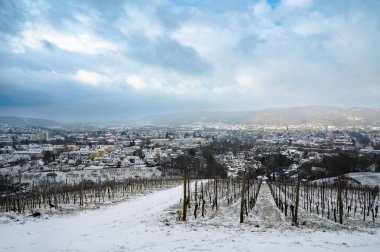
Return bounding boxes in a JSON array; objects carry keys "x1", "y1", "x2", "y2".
[
  {"x1": 0, "y1": 116, "x2": 62, "y2": 127},
  {"x1": 143, "y1": 111, "x2": 251, "y2": 125},
  {"x1": 143, "y1": 106, "x2": 380, "y2": 126},
  {"x1": 233, "y1": 106, "x2": 380, "y2": 126}
]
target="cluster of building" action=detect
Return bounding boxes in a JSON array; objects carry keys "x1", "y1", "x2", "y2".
[{"x1": 0, "y1": 122, "x2": 379, "y2": 183}]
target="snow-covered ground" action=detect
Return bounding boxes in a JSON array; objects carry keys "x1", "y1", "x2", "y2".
[
  {"x1": 314, "y1": 172, "x2": 380, "y2": 187},
  {"x1": 347, "y1": 172, "x2": 380, "y2": 187},
  {"x1": 1, "y1": 183, "x2": 380, "y2": 251}
]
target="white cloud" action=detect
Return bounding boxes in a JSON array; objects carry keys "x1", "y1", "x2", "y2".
[
  {"x1": 72, "y1": 70, "x2": 111, "y2": 86},
  {"x1": 117, "y1": 5, "x2": 164, "y2": 39},
  {"x1": 252, "y1": 1, "x2": 272, "y2": 17},
  {"x1": 127, "y1": 75, "x2": 146, "y2": 90},
  {"x1": 211, "y1": 86, "x2": 231, "y2": 95},
  {"x1": 282, "y1": 0, "x2": 313, "y2": 8},
  {"x1": 10, "y1": 21, "x2": 118, "y2": 55},
  {"x1": 235, "y1": 68, "x2": 270, "y2": 97},
  {"x1": 172, "y1": 23, "x2": 237, "y2": 60}
]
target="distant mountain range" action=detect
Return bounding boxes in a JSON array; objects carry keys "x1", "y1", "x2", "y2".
[
  {"x1": 0, "y1": 116, "x2": 61, "y2": 127},
  {"x1": 143, "y1": 106, "x2": 380, "y2": 126},
  {"x1": 2, "y1": 106, "x2": 380, "y2": 127}
]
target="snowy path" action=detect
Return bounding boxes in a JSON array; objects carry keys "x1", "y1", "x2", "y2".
[
  {"x1": 249, "y1": 183, "x2": 290, "y2": 229},
  {"x1": 1, "y1": 183, "x2": 380, "y2": 251}
]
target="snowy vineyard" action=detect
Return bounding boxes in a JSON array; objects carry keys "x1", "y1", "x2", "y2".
[
  {"x1": 0, "y1": 176, "x2": 182, "y2": 214},
  {"x1": 269, "y1": 179, "x2": 379, "y2": 226},
  {"x1": 1, "y1": 172, "x2": 380, "y2": 230},
  {"x1": 178, "y1": 176, "x2": 262, "y2": 223},
  {"x1": 176, "y1": 176, "x2": 379, "y2": 230}
]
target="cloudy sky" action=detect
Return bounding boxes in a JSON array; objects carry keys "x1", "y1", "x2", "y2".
[{"x1": 0, "y1": 0, "x2": 379, "y2": 122}]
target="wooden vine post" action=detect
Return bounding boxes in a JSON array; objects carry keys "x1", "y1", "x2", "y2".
[
  {"x1": 338, "y1": 179, "x2": 343, "y2": 224},
  {"x1": 215, "y1": 177, "x2": 218, "y2": 210},
  {"x1": 182, "y1": 165, "x2": 187, "y2": 221},
  {"x1": 294, "y1": 175, "x2": 300, "y2": 226},
  {"x1": 240, "y1": 170, "x2": 246, "y2": 223}
]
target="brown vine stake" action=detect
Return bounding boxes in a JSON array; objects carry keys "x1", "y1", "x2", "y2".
[
  {"x1": 187, "y1": 173, "x2": 191, "y2": 209},
  {"x1": 240, "y1": 171, "x2": 246, "y2": 224},
  {"x1": 284, "y1": 182, "x2": 288, "y2": 217},
  {"x1": 182, "y1": 169, "x2": 187, "y2": 221},
  {"x1": 194, "y1": 202, "x2": 199, "y2": 219},
  {"x1": 201, "y1": 198, "x2": 205, "y2": 217},
  {"x1": 227, "y1": 178, "x2": 230, "y2": 206},
  {"x1": 294, "y1": 176, "x2": 300, "y2": 226},
  {"x1": 194, "y1": 180, "x2": 197, "y2": 201},
  {"x1": 17, "y1": 171, "x2": 21, "y2": 213},
  {"x1": 337, "y1": 179, "x2": 343, "y2": 225},
  {"x1": 215, "y1": 177, "x2": 218, "y2": 211}
]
